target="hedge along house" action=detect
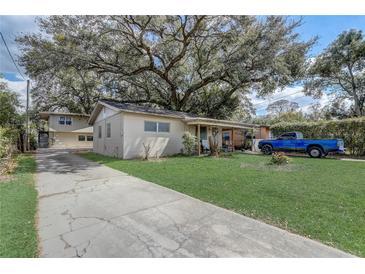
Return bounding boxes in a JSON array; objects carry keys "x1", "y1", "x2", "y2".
[
  {"x1": 38, "y1": 112, "x2": 94, "y2": 149},
  {"x1": 88, "y1": 99, "x2": 268, "y2": 159}
]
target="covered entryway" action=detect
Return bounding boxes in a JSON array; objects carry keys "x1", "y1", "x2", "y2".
[{"x1": 186, "y1": 118, "x2": 260, "y2": 155}]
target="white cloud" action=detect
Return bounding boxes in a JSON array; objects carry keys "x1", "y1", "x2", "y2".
[{"x1": 250, "y1": 85, "x2": 335, "y2": 116}]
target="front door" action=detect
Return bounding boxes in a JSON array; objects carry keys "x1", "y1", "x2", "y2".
[{"x1": 222, "y1": 130, "x2": 232, "y2": 145}]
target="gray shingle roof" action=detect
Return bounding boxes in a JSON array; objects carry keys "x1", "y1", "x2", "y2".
[{"x1": 100, "y1": 99, "x2": 199, "y2": 119}]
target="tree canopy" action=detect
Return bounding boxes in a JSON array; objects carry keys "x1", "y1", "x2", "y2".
[
  {"x1": 18, "y1": 15, "x2": 314, "y2": 118},
  {"x1": 266, "y1": 99, "x2": 299, "y2": 116},
  {"x1": 304, "y1": 29, "x2": 365, "y2": 117},
  {"x1": 0, "y1": 77, "x2": 23, "y2": 127}
]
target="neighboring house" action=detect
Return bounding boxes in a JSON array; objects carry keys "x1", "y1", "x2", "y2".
[
  {"x1": 39, "y1": 112, "x2": 93, "y2": 149},
  {"x1": 88, "y1": 99, "x2": 268, "y2": 159}
]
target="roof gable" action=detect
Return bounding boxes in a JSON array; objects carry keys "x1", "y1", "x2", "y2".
[
  {"x1": 100, "y1": 99, "x2": 199, "y2": 119},
  {"x1": 88, "y1": 99, "x2": 260, "y2": 129}
]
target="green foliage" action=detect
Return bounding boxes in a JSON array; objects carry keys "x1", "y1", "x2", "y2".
[
  {"x1": 0, "y1": 127, "x2": 19, "y2": 158},
  {"x1": 271, "y1": 117, "x2": 365, "y2": 155},
  {"x1": 17, "y1": 16, "x2": 314, "y2": 118},
  {"x1": 271, "y1": 111, "x2": 307, "y2": 124},
  {"x1": 182, "y1": 131, "x2": 197, "y2": 155},
  {"x1": 268, "y1": 152, "x2": 290, "y2": 165},
  {"x1": 251, "y1": 111, "x2": 307, "y2": 125},
  {"x1": 304, "y1": 29, "x2": 365, "y2": 117},
  {"x1": 0, "y1": 80, "x2": 22, "y2": 126},
  {"x1": 0, "y1": 155, "x2": 38, "y2": 257}
]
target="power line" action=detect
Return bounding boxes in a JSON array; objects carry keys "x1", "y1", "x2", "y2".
[{"x1": 0, "y1": 31, "x2": 26, "y2": 81}]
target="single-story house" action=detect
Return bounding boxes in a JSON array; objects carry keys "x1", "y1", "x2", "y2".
[
  {"x1": 88, "y1": 99, "x2": 269, "y2": 159},
  {"x1": 38, "y1": 112, "x2": 94, "y2": 149}
]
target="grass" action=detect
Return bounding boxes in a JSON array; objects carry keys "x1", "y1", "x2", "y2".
[
  {"x1": 81, "y1": 152, "x2": 365, "y2": 257},
  {"x1": 0, "y1": 154, "x2": 38, "y2": 257}
]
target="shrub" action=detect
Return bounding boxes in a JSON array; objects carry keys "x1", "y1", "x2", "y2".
[
  {"x1": 270, "y1": 117, "x2": 365, "y2": 156},
  {"x1": 29, "y1": 132, "x2": 38, "y2": 150},
  {"x1": 142, "y1": 142, "x2": 152, "y2": 160},
  {"x1": 182, "y1": 131, "x2": 197, "y2": 155},
  {"x1": 0, "y1": 127, "x2": 18, "y2": 158},
  {"x1": 269, "y1": 152, "x2": 290, "y2": 165}
]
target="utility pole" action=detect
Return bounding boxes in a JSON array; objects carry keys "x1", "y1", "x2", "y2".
[{"x1": 26, "y1": 79, "x2": 30, "y2": 151}]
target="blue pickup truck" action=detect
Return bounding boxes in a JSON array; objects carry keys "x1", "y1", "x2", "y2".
[{"x1": 258, "y1": 132, "x2": 345, "y2": 158}]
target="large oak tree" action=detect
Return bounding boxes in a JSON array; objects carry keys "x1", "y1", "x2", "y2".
[
  {"x1": 304, "y1": 29, "x2": 365, "y2": 117},
  {"x1": 18, "y1": 16, "x2": 314, "y2": 118}
]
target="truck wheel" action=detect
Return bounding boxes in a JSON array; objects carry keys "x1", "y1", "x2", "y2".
[
  {"x1": 261, "y1": 145, "x2": 273, "y2": 155},
  {"x1": 308, "y1": 147, "x2": 323, "y2": 158}
]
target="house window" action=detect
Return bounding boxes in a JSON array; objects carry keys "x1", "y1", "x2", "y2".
[
  {"x1": 158, "y1": 122, "x2": 170, "y2": 133},
  {"x1": 106, "y1": 123, "x2": 111, "y2": 138},
  {"x1": 98, "y1": 125, "x2": 102, "y2": 138},
  {"x1": 59, "y1": 116, "x2": 65, "y2": 125},
  {"x1": 144, "y1": 121, "x2": 170, "y2": 133},
  {"x1": 87, "y1": 135, "x2": 93, "y2": 142},
  {"x1": 66, "y1": 117, "x2": 72, "y2": 125},
  {"x1": 144, "y1": 121, "x2": 157, "y2": 132},
  {"x1": 78, "y1": 135, "x2": 86, "y2": 141}
]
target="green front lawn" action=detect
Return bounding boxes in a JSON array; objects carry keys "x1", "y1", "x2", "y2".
[
  {"x1": 0, "y1": 155, "x2": 38, "y2": 257},
  {"x1": 81, "y1": 152, "x2": 365, "y2": 257}
]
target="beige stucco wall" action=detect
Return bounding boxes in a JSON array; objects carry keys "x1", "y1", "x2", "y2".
[
  {"x1": 122, "y1": 113, "x2": 187, "y2": 159},
  {"x1": 93, "y1": 110, "x2": 124, "y2": 158},
  {"x1": 95, "y1": 106, "x2": 118, "y2": 123},
  {"x1": 90, "y1": 106, "x2": 244, "y2": 159},
  {"x1": 48, "y1": 114, "x2": 92, "y2": 133},
  {"x1": 49, "y1": 132, "x2": 93, "y2": 148}
]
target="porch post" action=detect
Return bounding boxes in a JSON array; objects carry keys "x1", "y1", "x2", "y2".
[
  {"x1": 197, "y1": 124, "x2": 201, "y2": 156},
  {"x1": 251, "y1": 128, "x2": 255, "y2": 152},
  {"x1": 231, "y1": 128, "x2": 234, "y2": 152}
]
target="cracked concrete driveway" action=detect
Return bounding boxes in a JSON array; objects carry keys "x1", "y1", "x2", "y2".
[{"x1": 36, "y1": 149, "x2": 353, "y2": 258}]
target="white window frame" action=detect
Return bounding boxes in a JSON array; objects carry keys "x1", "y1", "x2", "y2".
[
  {"x1": 78, "y1": 135, "x2": 86, "y2": 141},
  {"x1": 144, "y1": 121, "x2": 170, "y2": 133},
  {"x1": 98, "y1": 125, "x2": 102, "y2": 139},
  {"x1": 144, "y1": 121, "x2": 157, "y2": 132},
  {"x1": 58, "y1": 116, "x2": 65, "y2": 125},
  {"x1": 106, "y1": 123, "x2": 111, "y2": 138},
  {"x1": 86, "y1": 135, "x2": 93, "y2": 142},
  {"x1": 65, "y1": 116, "x2": 72, "y2": 125},
  {"x1": 157, "y1": 122, "x2": 170, "y2": 133}
]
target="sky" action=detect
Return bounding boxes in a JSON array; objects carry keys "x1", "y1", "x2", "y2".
[{"x1": 1, "y1": 15, "x2": 365, "y2": 113}]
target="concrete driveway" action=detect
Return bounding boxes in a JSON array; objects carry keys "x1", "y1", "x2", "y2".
[{"x1": 36, "y1": 149, "x2": 353, "y2": 257}]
